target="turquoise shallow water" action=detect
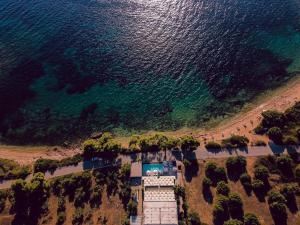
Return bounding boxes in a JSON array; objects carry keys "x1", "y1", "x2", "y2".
[{"x1": 0, "y1": 0, "x2": 300, "y2": 143}]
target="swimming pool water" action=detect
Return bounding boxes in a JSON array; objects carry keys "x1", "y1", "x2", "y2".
[{"x1": 142, "y1": 163, "x2": 164, "y2": 176}]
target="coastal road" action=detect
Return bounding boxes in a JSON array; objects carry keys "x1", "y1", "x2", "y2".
[{"x1": 0, "y1": 144, "x2": 299, "y2": 189}]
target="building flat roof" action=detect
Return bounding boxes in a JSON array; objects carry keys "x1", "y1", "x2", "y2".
[
  {"x1": 130, "y1": 162, "x2": 142, "y2": 178},
  {"x1": 142, "y1": 176, "x2": 175, "y2": 187},
  {"x1": 143, "y1": 201, "x2": 178, "y2": 225}
]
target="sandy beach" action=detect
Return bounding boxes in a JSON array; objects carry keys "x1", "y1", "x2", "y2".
[{"x1": 1, "y1": 76, "x2": 300, "y2": 164}]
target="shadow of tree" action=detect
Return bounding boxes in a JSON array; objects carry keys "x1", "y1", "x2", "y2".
[
  {"x1": 184, "y1": 158, "x2": 199, "y2": 182},
  {"x1": 202, "y1": 187, "x2": 213, "y2": 204}
]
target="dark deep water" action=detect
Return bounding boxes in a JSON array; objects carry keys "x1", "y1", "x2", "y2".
[{"x1": 0, "y1": 0, "x2": 300, "y2": 143}]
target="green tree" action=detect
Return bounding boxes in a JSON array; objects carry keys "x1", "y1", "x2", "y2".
[
  {"x1": 267, "y1": 190, "x2": 286, "y2": 205},
  {"x1": 226, "y1": 156, "x2": 247, "y2": 179},
  {"x1": 261, "y1": 110, "x2": 284, "y2": 128},
  {"x1": 244, "y1": 213, "x2": 261, "y2": 225},
  {"x1": 216, "y1": 181, "x2": 230, "y2": 196},
  {"x1": 180, "y1": 136, "x2": 200, "y2": 154},
  {"x1": 252, "y1": 178, "x2": 265, "y2": 197},
  {"x1": 83, "y1": 132, "x2": 121, "y2": 158},
  {"x1": 228, "y1": 193, "x2": 243, "y2": 219},
  {"x1": 267, "y1": 127, "x2": 283, "y2": 144},
  {"x1": 269, "y1": 202, "x2": 287, "y2": 224},
  {"x1": 240, "y1": 173, "x2": 252, "y2": 194},
  {"x1": 276, "y1": 155, "x2": 293, "y2": 177},
  {"x1": 254, "y1": 166, "x2": 269, "y2": 182}
]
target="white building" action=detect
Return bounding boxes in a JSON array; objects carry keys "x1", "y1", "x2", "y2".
[{"x1": 142, "y1": 176, "x2": 178, "y2": 225}]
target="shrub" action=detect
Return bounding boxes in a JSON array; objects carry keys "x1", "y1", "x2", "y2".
[
  {"x1": 222, "y1": 135, "x2": 249, "y2": 148},
  {"x1": 296, "y1": 164, "x2": 300, "y2": 182},
  {"x1": 267, "y1": 190, "x2": 286, "y2": 205},
  {"x1": 59, "y1": 154, "x2": 82, "y2": 167},
  {"x1": 244, "y1": 213, "x2": 261, "y2": 225},
  {"x1": 224, "y1": 219, "x2": 243, "y2": 225},
  {"x1": 253, "y1": 140, "x2": 267, "y2": 146},
  {"x1": 205, "y1": 142, "x2": 221, "y2": 150},
  {"x1": 216, "y1": 181, "x2": 230, "y2": 196},
  {"x1": 0, "y1": 158, "x2": 30, "y2": 180},
  {"x1": 267, "y1": 127, "x2": 283, "y2": 144},
  {"x1": 34, "y1": 159, "x2": 59, "y2": 173},
  {"x1": 254, "y1": 166, "x2": 269, "y2": 182},
  {"x1": 188, "y1": 212, "x2": 201, "y2": 225}
]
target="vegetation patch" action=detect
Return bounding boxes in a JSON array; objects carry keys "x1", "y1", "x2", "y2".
[
  {"x1": 0, "y1": 158, "x2": 30, "y2": 180},
  {"x1": 255, "y1": 102, "x2": 300, "y2": 145}
]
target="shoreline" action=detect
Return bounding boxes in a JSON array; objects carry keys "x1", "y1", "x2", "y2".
[{"x1": 1, "y1": 75, "x2": 300, "y2": 164}]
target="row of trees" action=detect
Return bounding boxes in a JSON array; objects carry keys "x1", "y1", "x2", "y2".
[
  {"x1": 10, "y1": 173, "x2": 50, "y2": 224},
  {"x1": 255, "y1": 104, "x2": 300, "y2": 144},
  {"x1": 83, "y1": 132, "x2": 200, "y2": 159}
]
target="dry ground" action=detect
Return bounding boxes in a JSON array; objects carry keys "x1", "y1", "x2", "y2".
[
  {"x1": 0, "y1": 184, "x2": 126, "y2": 225},
  {"x1": 184, "y1": 157, "x2": 300, "y2": 225}
]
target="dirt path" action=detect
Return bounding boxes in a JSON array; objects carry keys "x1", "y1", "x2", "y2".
[{"x1": 0, "y1": 145, "x2": 81, "y2": 165}]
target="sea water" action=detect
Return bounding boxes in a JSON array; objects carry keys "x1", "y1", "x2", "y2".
[{"x1": 0, "y1": 0, "x2": 300, "y2": 143}]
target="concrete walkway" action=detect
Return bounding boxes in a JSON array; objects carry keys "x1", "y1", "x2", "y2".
[{"x1": 194, "y1": 144, "x2": 300, "y2": 159}]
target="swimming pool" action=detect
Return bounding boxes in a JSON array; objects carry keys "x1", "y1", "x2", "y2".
[{"x1": 142, "y1": 163, "x2": 164, "y2": 176}]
